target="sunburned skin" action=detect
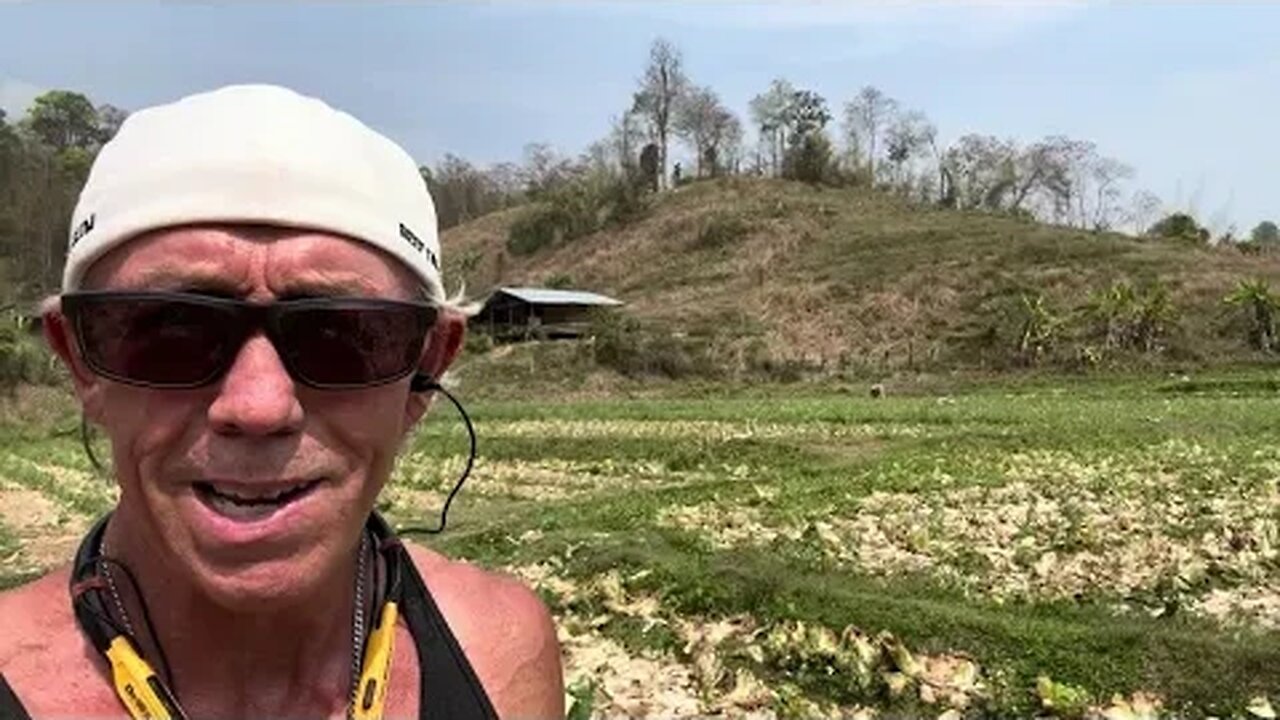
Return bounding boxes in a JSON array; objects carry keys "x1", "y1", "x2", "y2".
[
  {"x1": 0, "y1": 224, "x2": 564, "y2": 719},
  {"x1": 0, "y1": 543, "x2": 562, "y2": 719}
]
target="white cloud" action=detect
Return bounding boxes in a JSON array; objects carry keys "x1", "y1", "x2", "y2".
[{"x1": 0, "y1": 77, "x2": 44, "y2": 117}]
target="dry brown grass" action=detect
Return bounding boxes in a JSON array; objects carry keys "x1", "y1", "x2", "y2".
[
  {"x1": 0, "y1": 384, "x2": 78, "y2": 433},
  {"x1": 441, "y1": 178, "x2": 1280, "y2": 373},
  {"x1": 0, "y1": 482, "x2": 84, "y2": 572}
]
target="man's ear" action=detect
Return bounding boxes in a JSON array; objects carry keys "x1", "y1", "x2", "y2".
[
  {"x1": 403, "y1": 309, "x2": 467, "y2": 430},
  {"x1": 42, "y1": 298, "x2": 106, "y2": 423}
]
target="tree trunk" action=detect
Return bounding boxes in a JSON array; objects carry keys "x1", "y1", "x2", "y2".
[{"x1": 868, "y1": 125, "x2": 877, "y2": 185}]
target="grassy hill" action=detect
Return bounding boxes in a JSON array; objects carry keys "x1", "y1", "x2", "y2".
[{"x1": 442, "y1": 178, "x2": 1280, "y2": 383}]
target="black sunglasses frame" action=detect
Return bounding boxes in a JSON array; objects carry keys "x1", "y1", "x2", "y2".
[{"x1": 60, "y1": 290, "x2": 439, "y2": 391}]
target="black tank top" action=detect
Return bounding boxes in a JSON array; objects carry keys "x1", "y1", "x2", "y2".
[{"x1": 0, "y1": 541, "x2": 498, "y2": 720}]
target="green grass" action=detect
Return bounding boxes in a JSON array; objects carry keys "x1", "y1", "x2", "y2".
[
  {"x1": 404, "y1": 370, "x2": 1280, "y2": 716},
  {"x1": 3, "y1": 371, "x2": 1279, "y2": 716},
  {"x1": 0, "y1": 520, "x2": 18, "y2": 562},
  {"x1": 0, "y1": 441, "x2": 115, "y2": 517}
]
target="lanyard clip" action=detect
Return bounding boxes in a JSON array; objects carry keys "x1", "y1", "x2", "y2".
[
  {"x1": 352, "y1": 601, "x2": 398, "y2": 720},
  {"x1": 105, "y1": 636, "x2": 185, "y2": 720}
]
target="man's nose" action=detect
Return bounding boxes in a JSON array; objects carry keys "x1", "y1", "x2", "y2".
[{"x1": 207, "y1": 333, "x2": 305, "y2": 436}]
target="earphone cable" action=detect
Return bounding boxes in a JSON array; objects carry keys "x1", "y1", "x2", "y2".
[{"x1": 396, "y1": 380, "x2": 476, "y2": 537}]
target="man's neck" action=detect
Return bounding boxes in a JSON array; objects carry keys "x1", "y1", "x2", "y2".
[{"x1": 100, "y1": 506, "x2": 366, "y2": 719}]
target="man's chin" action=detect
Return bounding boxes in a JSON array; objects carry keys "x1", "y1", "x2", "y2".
[
  {"x1": 135, "y1": 483, "x2": 367, "y2": 610},
  {"x1": 160, "y1": 505, "x2": 341, "y2": 613},
  {"x1": 191, "y1": 555, "x2": 329, "y2": 613}
]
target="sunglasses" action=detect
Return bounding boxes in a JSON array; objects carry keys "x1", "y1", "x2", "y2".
[{"x1": 60, "y1": 291, "x2": 438, "y2": 390}]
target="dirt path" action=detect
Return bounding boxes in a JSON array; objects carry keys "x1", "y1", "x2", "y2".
[{"x1": 0, "y1": 480, "x2": 87, "y2": 573}]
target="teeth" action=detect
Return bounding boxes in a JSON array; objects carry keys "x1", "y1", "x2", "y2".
[
  {"x1": 199, "y1": 480, "x2": 316, "y2": 521},
  {"x1": 210, "y1": 482, "x2": 307, "y2": 501},
  {"x1": 206, "y1": 492, "x2": 278, "y2": 521}
]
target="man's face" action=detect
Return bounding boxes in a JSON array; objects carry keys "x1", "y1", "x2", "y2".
[{"x1": 61, "y1": 225, "x2": 448, "y2": 608}]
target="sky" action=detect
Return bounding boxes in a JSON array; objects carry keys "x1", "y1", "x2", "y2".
[{"x1": 0, "y1": 1, "x2": 1275, "y2": 232}]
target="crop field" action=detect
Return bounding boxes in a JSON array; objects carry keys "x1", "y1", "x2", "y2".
[{"x1": 2, "y1": 375, "x2": 1280, "y2": 718}]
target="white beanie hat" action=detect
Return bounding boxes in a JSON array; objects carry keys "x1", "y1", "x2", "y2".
[{"x1": 62, "y1": 84, "x2": 443, "y2": 300}]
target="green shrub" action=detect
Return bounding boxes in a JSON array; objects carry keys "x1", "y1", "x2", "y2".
[
  {"x1": 782, "y1": 133, "x2": 836, "y2": 185},
  {"x1": 601, "y1": 173, "x2": 651, "y2": 226},
  {"x1": 587, "y1": 309, "x2": 714, "y2": 379},
  {"x1": 463, "y1": 331, "x2": 494, "y2": 356},
  {"x1": 1224, "y1": 278, "x2": 1278, "y2": 352},
  {"x1": 1014, "y1": 293, "x2": 1061, "y2": 367},
  {"x1": 544, "y1": 273, "x2": 574, "y2": 289},
  {"x1": 506, "y1": 206, "x2": 562, "y2": 256},
  {"x1": 0, "y1": 309, "x2": 57, "y2": 394},
  {"x1": 506, "y1": 173, "x2": 651, "y2": 257},
  {"x1": 1147, "y1": 212, "x2": 1210, "y2": 244},
  {"x1": 0, "y1": 327, "x2": 22, "y2": 394},
  {"x1": 751, "y1": 356, "x2": 809, "y2": 383},
  {"x1": 961, "y1": 289, "x2": 1067, "y2": 370},
  {"x1": 1084, "y1": 279, "x2": 1176, "y2": 354}
]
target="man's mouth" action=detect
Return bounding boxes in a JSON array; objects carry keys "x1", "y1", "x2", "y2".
[{"x1": 194, "y1": 480, "x2": 320, "y2": 521}]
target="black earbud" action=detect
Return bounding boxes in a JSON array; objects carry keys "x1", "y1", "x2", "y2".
[{"x1": 410, "y1": 373, "x2": 440, "y2": 393}]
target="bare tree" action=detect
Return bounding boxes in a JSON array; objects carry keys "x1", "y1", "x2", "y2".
[
  {"x1": 1086, "y1": 156, "x2": 1134, "y2": 231},
  {"x1": 1047, "y1": 138, "x2": 1101, "y2": 226},
  {"x1": 942, "y1": 134, "x2": 1018, "y2": 210},
  {"x1": 748, "y1": 78, "x2": 795, "y2": 177},
  {"x1": 96, "y1": 103, "x2": 129, "y2": 144},
  {"x1": 631, "y1": 38, "x2": 688, "y2": 191},
  {"x1": 613, "y1": 111, "x2": 645, "y2": 175},
  {"x1": 925, "y1": 126, "x2": 951, "y2": 206},
  {"x1": 882, "y1": 110, "x2": 936, "y2": 193},
  {"x1": 675, "y1": 86, "x2": 716, "y2": 175},
  {"x1": 1039, "y1": 139, "x2": 1133, "y2": 230},
  {"x1": 1127, "y1": 191, "x2": 1164, "y2": 236},
  {"x1": 674, "y1": 86, "x2": 742, "y2": 178},
  {"x1": 781, "y1": 89, "x2": 834, "y2": 183},
  {"x1": 585, "y1": 111, "x2": 646, "y2": 178},
  {"x1": 716, "y1": 115, "x2": 745, "y2": 176},
  {"x1": 423, "y1": 154, "x2": 525, "y2": 229},
  {"x1": 937, "y1": 133, "x2": 1134, "y2": 228},
  {"x1": 1007, "y1": 137, "x2": 1073, "y2": 214},
  {"x1": 843, "y1": 86, "x2": 899, "y2": 185},
  {"x1": 520, "y1": 142, "x2": 579, "y2": 197},
  {"x1": 486, "y1": 162, "x2": 525, "y2": 199}
]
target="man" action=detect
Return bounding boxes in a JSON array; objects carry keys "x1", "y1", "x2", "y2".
[{"x1": 0, "y1": 84, "x2": 564, "y2": 719}]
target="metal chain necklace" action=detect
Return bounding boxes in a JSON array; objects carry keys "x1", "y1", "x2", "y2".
[
  {"x1": 100, "y1": 551, "x2": 137, "y2": 640},
  {"x1": 101, "y1": 530, "x2": 372, "y2": 719},
  {"x1": 347, "y1": 531, "x2": 370, "y2": 720}
]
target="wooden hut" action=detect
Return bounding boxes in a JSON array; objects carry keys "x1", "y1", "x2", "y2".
[{"x1": 475, "y1": 287, "x2": 623, "y2": 340}]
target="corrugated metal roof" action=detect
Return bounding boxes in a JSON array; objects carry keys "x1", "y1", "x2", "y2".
[{"x1": 494, "y1": 287, "x2": 623, "y2": 306}]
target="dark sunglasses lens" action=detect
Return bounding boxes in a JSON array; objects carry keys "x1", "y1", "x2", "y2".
[
  {"x1": 276, "y1": 303, "x2": 433, "y2": 387},
  {"x1": 75, "y1": 297, "x2": 238, "y2": 386}
]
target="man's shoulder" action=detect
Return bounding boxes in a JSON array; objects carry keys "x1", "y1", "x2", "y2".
[
  {"x1": 401, "y1": 542, "x2": 564, "y2": 719},
  {"x1": 403, "y1": 543, "x2": 537, "y2": 599},
  {"x1": 0, "y1": 566, "x2": 78, "y2": 668},
  {"x1": 0, "y1": 565, "x2": 105, "y2": 714},
  {"x1": 401, "y1": 542, "x2": 555, "y2": 641}
]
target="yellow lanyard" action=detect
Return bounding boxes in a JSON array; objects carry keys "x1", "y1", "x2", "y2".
[
  {"x1": 106, "y1": 602, "x2": 398, "y2": 720},
  {"x1": 105, "y1": 636, "x2": 183, "y2": 720},
  {"x1": 352, "y1": 602, "x2": 399, "y2": 720}
]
